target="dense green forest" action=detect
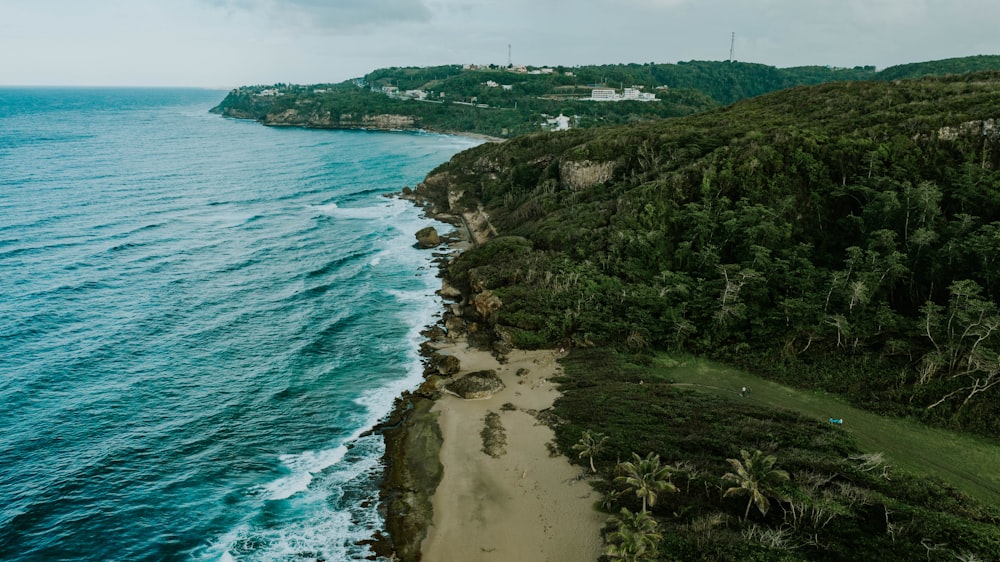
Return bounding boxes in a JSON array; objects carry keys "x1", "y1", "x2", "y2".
[
  {"x1": 212, "y1": 56, "x2": 1000, "y2": 138},
  {"x1": 409, "y1": 70, "x2": 1000, "y2": 560},
  {"x1": 419, "y1": 71, "x2": 1000, "y2": 436}
]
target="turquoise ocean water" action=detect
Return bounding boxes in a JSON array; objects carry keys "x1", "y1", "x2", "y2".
[{"x1": 0, "y1": 88, "x2": 479, "y2": 561}]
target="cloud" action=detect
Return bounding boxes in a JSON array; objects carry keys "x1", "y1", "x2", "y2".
[
  {"x1": 622, "y1": 0, "x2": 692, "y2": 8},
  {"x1": 847, "y1": 0, "x2": 927, "y2": 26},
  {"x1": 205, "y1": 0, "x2": 432, "y2": 31}
]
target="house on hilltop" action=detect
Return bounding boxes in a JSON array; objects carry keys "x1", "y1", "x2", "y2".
[{"x1": 543, "y1": 113, "x2": 572, "y2": 131}]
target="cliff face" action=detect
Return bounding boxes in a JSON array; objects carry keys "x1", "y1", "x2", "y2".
[
  {"x1": 261, "y1": 108, "x2": 419, "y2": 130},
  {"x1": 559, "y1": 159, "x2": 615, "y2": 191}
]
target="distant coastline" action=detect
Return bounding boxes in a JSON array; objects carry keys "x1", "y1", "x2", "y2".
[{"x1": 211, "y1": 104, "x2": 505, "y2": 143}]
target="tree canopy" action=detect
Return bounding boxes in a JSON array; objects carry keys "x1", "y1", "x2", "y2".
[{"x1": 420, "y1": 71, "x2": 1000, "y2": 436}]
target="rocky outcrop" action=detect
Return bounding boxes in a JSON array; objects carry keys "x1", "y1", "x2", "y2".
[
  {"x1": 937, "y1": 118, "x2": 999, "y2": 140},
  {"x1": 559, "y1": 159, "x2": 615, "y2": 191},
  {"x1": 430, "y1": 353, "x2": 462, "y2": 376},
  {"x1": 362, "y1": 114, "x2": 416, "y2": 129},
  {"x1": 463, "y1": 207, "x2": 496, "y2": 245},
  {"x1": 937, "y1": 119, "x2": 999, "y2": 169},
  {"x1": 415, "y1": 226, "x2": 441, "y2": 248},
  {"x1": 439, "y1": 279, "x2": 463, "y2": 300},
  {"x1": 480, "y1": 411, "x2": 507, "y2": 458},
  {"x1": 261, "y1": 108, "x2": 419, "y2": 131},
  {"x1": 445, "y1": 370, "x2": 505, "y2": 399},
  {"x1": 379, "y1": 396, "x2": 443, "y2": 562},
  {"x1": 472, "y1": 290, "x2": 502, "y2": 322}
]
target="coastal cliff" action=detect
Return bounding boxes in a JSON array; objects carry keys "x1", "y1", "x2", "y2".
[
  {"x1": 261, "y1": 108, "x2": 418, "y2": 130},
  {"x1": 371, "y1": 71, "x2": 1000, "y2": 561},
  {"x1": 214, "y1": 101, "x2": 422, "y2": 132}
]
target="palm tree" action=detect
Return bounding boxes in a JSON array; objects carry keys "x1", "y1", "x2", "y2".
[
  {"x1": 721, "y1": 448, "x2": 790, "y2": 520},
  {"x1": 615, "y1": 452, "x2": 677, "y2": 513},
  {"x1": 604, "y1": 507, "x2": 662, "y2": 562},
  {"x1": 571, "y1": 430, "x2": 608, "y2": 473}
]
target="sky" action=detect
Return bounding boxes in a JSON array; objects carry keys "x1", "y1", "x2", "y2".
[{"x1": 1, "y1": 0, "x2": 997, "y2": 87}]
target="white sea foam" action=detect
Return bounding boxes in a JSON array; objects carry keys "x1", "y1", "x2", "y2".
[
  {"x1": 310, "y1": 201, "x2": 405, "y2": 221},
  {"x1": 203, "y1": 435, "x2": 388, "y2": 562},
  {"x1": 207, "y1": 191, "x2": 455, "y2": 562}
]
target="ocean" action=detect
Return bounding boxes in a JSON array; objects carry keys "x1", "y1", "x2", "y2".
[{"x1": 0, "y1": 87, "x2": 480, "y2": 561}]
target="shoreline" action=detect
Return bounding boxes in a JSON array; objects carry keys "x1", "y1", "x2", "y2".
[
  {"x1": 372, "y1": 192, "x2": 603, "y2": 561},
  {"x1": 419, "y1": 341, "x2": 605, "y2": 561},
  {"x1": 211, "y1": 110, "x2": 506, "y2": 143}
]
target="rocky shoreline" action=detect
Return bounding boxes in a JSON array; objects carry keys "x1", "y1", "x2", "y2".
[
  {"x1": 366, "y1": 179, "x2": 505, "y2": 561},
  {"x1": 213, "y1": 104, "x2": 505, "y2": 143}
]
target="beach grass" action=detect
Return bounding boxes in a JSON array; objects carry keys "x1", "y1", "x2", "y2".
[
  {"x1": 653, "y1": 354, "x2": 1000, "y2": 506},
  {"x1": 550, "y1": 348, "x2": 1000, "y2": 560}
]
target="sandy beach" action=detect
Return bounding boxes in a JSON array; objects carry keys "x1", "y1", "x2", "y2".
[{"x1": 419, "y1": 341, "x2": 605, "y2": 561}]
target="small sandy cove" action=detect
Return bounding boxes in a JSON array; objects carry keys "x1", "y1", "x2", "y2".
[{"x1": 420, "y1": 341, "x2": 604, "y2": 561}]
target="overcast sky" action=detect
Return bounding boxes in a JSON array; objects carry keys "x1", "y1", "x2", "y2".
[{"x1": 1, "y1": 0, "x2": 997, "y2": 87}]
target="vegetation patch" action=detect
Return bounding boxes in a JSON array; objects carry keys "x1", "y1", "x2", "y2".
[
  {"x1": 427, "y1": 71, "x2": 1000, "y2": 438},
  {"x1": 553, "y1": 348, "x2": 1000, "y2": 561},
  {"x1": 481, "y1": 411, "x2": 507, "y2": 458}
]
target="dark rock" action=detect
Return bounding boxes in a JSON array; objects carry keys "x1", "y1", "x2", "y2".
[
  {"x1": 431, "y1": 353, "x2": 461, "y2": 375},
  {"x1": 480, "y1": 411, "x2": 507, "y2": 457},
  {"x1": 415, "y1": 226, "x2": 441, "y2": 249},
  {"x1": 439, "y1": 279, "x2": 463, "y2": 300},
  {"x1": 446, "y1": 370, "x2": 505, "y2": 399},
  {"x1": 378, "y1": 397, "x2": 443, "y2": 562},
  {"x1": 421, "y1": 325, "x2": 447, "y2": 341},
  {"x1": 444, "y1": 315, "x2": 465, "y2": 336}
]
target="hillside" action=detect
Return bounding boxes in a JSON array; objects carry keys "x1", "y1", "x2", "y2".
[
  {"x1": 394, "y1": 71, "x2": 1000, "y2": 560},
  {"x1": 408, "y1": 71, "x2": 1000, "y2": 436},
  {"x1": 211, "y1": 56, "x2": 1000, "y2": 138}
]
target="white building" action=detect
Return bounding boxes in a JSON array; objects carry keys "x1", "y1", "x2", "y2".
[
  {"x1": 588, "y1": 87, "x2": 657, "y2": 102},
  {"x1": 544, "y1": 114, "x2": 571, "y2": 131},
  {"x1": 590, "y1": 88, "x2": 618, "y2": 101}
]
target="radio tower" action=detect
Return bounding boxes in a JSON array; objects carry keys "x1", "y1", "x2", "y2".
[
  {"x1": 729, "y1": 32, "x2": 735, "y2": 62},
  {"x1": 508, "y1": 44, "x2": 512, "y2": 67}
]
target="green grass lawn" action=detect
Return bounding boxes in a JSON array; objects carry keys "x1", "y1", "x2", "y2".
[{"x1": 652, "y1": 354, "x2": 1000, "y2": 506}]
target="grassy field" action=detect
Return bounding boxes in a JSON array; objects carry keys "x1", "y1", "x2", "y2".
[{"x1": 650, "y1": 354, "x2": 1000, "y2": 506}]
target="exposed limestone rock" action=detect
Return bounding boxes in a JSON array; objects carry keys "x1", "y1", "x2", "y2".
[
  {"x1": 444, "y1": 315, "x2": 465, "y2": 335},
  {"x1": 560, "y1": 159, "x2": 615, "y2": 191},
  {"x1": 439, "y1": 279, "x2": 463, "y2": 300},
  {"x1": 937, "y1": 119, "x2": 999, "y2": 169},
  {"x1": 474, "y1": 155, "x2": 503, "y2": 173},
  {"x1": 937, "y1": 118, "x2": 999, "y2": 140},
  {"x1": 430, "y1": 353, "x2": 462, "y2": 376},
  {"x1": 447, "y1": 188, "x2": 465, "y2": 213},
  {"x1": 268, "y1": 108, "x2": 301, "y2": 124},
  {"x1": 421, "y1": 325, "x2": 446, "y2": 341},
  {"x1": 415, "y1": 226, "x2": 441, "y2": 249},
  {"x1": 472, "y1": 290, "x2": 502, "y2": 321},
  {"x1": 379, "y1": 396, "x2": 442, "y2": 562},
  {"x1": 363, "y1": 114, "x2": 416, "y2": 129},
  {"x1": 262, "y1": 109, "x2": 417, "y2": 131},
  {"x1": 446, "y1": 370, "x2": 505, "y2": 399},
  {"x1": 492, "y1": 327, "x2": 514, "y2": 357}
]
